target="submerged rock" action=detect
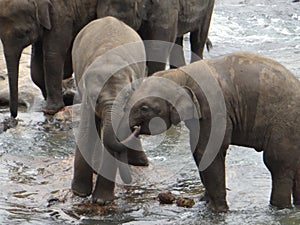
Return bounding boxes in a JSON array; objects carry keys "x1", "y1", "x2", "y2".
[
  {"x1": 158, "y1": 191, "x2": 176, "y2": 204},
  {"x1": 0, "y1": 116, "x2": 18, "y2": 133},
  {"x1": 157, "y1": 191, "x2": 195, "y2": 208},
  {"x1": 176, "y1": 197, "x2": 195, "y2": 208}
]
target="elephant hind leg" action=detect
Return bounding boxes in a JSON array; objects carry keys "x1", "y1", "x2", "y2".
[
  {"x1": 169, "y1": 36, "x2": 185, "y2": 69},
  {"x1": 31, "y1": 41, "x2": 46, "y2": 99},
  {"x1": 270, "y1": 175, "x2": 293, "y2": 208},
  {"x1": 190, "y1": 30, "x2": 204, "y2": 61},
  {"x1": 293, "y1": 159, "x2": 300, "y2": 206},
  {"x1": 263, "y1": 150, "x2": 293, "y2": 208},
  {"x1": 71, "y1": 146, "x2": 93, "y2": 197}
]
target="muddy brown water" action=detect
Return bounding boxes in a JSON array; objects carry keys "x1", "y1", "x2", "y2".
[{"x1": 0, "y1": 0, "x2": 300, "y2": 224}]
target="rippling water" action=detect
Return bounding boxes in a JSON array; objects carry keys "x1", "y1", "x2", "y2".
[{"x1": 0, "y1": 0, "x2": 299, "y2": 224}]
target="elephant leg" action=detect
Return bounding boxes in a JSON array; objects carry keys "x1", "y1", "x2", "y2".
[
  {"x1": 190, "y1": 1, "x2": 214, "y2": 62},
  {"x1": 269, "y1": 173, "x2": 293, "y2": 208},
  {"x1": 31, "y1": 41, "x2": 46, "y2": 99},
  {"x1": 63, "y1": 47, "x2": 73, "y2": 79},
  {"x1": 263, "y1": 149, "x2": 293, "y2": 208},
  {"x1": 71, "y1": 146, "x2": 93, "y2": 197},
  {"x1": 190, "y1": 29, "x2": 206, "y2": 62},
  {"x1": 140, "y1": 25, "x2": 173, "y2": 75},
  {"x1": 293, "y1": 160, "x2": 300, "y2": 206},
  {"x1": 169, "y1": 36, "x2": 185, "y2": 69},
  {"x1": 199, "y1": 150, "x2": 228, "y2": 212},
  {"x1": 42, "y1": 31, "x2": 73, "y2": 114},
  {"x1": 138, "y1": 11, "x2": 178, "y2": 75},
  {"x1": 92, "y1": 149, "x2": 117, "y2": 205},
  {"x1": 62, "y1": 47, "x2": 75, "y2": 106}
]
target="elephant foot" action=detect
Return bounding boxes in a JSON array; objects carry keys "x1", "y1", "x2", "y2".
[
  {"x1": 42, "y1": 101, "x2": 65, "y2": 115},
  {"x1": 92, "y1": 193, "x2": 114, "y2": 206},
  {"x1": 199, "y1": 191, "x2": 209, "y2": 202},
  {"x1": 207, "y1": 200, "x2": 229, "y2": 212},
  {"x1": 71, "y1": 179, "x2": 92, "y2": 197},
  {"x1": 270, "y1": 200, "x2": 292, "y2": 209},
  {"x1": 92, "y1": 181, "x2": 115, "y2": 205},
  {"x1": 92, "y1": 174, "x2": 115, "y2": 205},
  {"x1": 127, "y1": 149, "x2": 149, "y2": 166}
]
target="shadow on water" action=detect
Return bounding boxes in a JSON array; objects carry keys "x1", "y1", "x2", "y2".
[{"x1": 0, "y1": 0, "x2": 300, "y2": 224}]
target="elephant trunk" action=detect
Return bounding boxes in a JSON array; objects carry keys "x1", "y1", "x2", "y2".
[
  {"x1": 102, "y1": 114, "x2": 140, "y2": 154},
  {"x1": 3, "y1": 46, "x2": 22, "y2": 118},
  {"x1": 102, "y1": 112, "x2": 141, "y2": 184}
]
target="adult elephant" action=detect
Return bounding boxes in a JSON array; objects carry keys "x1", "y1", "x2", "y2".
[
  {"x1": 0, "y1": 0, "x2": 100, "y2": 118},
  {"x1": 97, "y1": 0, "x2": 215, "y2": 75},
  {"x1": 71, "y1": 17, "x2": 148, "y2": 204},
  {"x1": 126, "y1": 52, "x2": 300, "y2": 212}
]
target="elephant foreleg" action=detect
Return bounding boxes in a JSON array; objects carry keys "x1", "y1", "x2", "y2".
[
  {"x1": 71, "y1": 146, "x2": 93, "y2": 197},
  {"x1": 31, "y1": 41, "x2": 46, "y2": 99},
  {"x1": 42, "y1": 30, "x2": 73, "y2": 114},
  {"x1": 92, "y1": 149, "x2": 117, "y2": 205}
]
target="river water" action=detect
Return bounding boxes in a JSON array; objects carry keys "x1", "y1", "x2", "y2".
[{"x1": 0, "y1": 0, "x2": 299, "y2": 224}]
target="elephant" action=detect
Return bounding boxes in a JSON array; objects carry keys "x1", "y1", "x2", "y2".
[
  {"x1": 97, "y1": 0, "x2": 215, "y2": 75},
  {"x1": 71, "y1": 17, "x2": 149, "y2": 204},
  {"x1": 126, "y1": 52, "x2": 300, "y2": 212},
  {"x1": 0, "y1": 0, "x2": 100, "y2": 118},
  {"x1": 0, "y1": 0, "x2": 214, "y2": 118}
]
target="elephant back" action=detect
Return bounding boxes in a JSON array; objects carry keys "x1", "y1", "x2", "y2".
[{"x1": 72, "y1": 16, "x2": 146, "y2": 84}]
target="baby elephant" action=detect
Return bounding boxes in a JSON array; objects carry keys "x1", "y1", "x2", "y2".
[
  {"x1": 127, "y1": 52, "x2": 300, "y2": 212},
  {"x1": 71, "y1": 17, "x2": 148, "y2": 205}
]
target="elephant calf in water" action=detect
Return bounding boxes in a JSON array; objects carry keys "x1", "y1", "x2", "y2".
[
  {"x1": 127, "y1": 52, "x2": 300, "y2": 212},
  {"x1": 71, "y1": 17, "x2": 149, "y2": 204}
]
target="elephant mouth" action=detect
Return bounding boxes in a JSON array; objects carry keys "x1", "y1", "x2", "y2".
[
  {"x1": 124, "y1": 125, "x2": 141, "y2": 141},
  {"x1": 130, "y1": 122, "x2": 151, "y2": 136}
]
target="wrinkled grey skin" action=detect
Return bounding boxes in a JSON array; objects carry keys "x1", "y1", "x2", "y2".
[
  {"x1": 128, "y1": 52, "x2": 300, "y2": 212},
  {"x1": 0, "y1": 0, "x2": 99, "y2": 117},
  {"x1": 71, "y1": 17, "x2": 148, "y2": 205},
  {"x1": 97, "y1": 0, "x2": 215, "y2": 75}
]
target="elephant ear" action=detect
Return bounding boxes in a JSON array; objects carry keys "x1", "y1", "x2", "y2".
[
  {"x1": 33, "y1": 0, "x2": 52, "y2": 30},
  {"x1": 170, "y1": 86, "x2": 201, "y2": 124}
]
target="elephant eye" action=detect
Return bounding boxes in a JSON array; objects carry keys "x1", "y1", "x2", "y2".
[{"x1": 141, "y1": 105, "x2": 150, "y2": 112}]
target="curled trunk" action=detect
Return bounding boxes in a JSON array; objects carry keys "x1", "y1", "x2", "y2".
[{"x1": 102, "y1": 114, "x2": 141, "y2": 184}]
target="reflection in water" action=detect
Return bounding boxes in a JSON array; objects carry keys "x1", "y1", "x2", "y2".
[{"x1": 0, "y1": 0, "x2": 300, "y2": 224}]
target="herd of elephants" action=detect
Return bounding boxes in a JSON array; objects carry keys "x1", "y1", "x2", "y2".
[{"x1": 0, "y1": 0, "x2": 299, "y2": 213}]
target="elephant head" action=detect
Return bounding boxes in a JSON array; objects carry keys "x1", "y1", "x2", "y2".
[
  {"x1": 0, "y1": 0, "x2": 52, "y2": 118},
  {"x1": 127, "y1": 75, "x2": 201, "y2": 136}
]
